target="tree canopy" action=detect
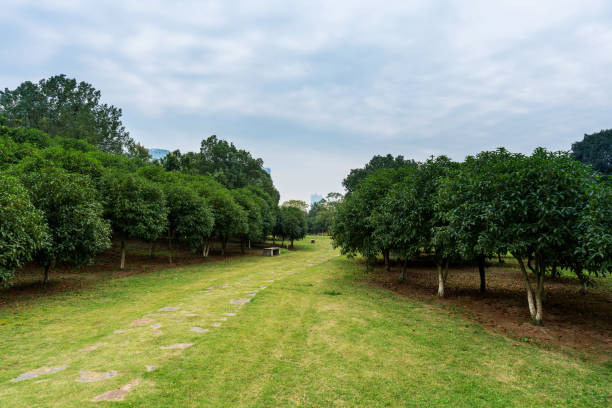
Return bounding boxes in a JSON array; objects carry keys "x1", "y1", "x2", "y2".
[
  {"x1": 571, "y1": 129, "x2": 612, "y2": 175},
  {"x1": 0, "y1": 175, "x2": 49, "y2": 284},
  {"x1": 0, "y1": 75, "x2": 133, "y2": 154}
]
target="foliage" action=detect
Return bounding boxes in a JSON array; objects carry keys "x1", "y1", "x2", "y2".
[
  {"x1": 18, "y1": 165, "x2": 111, "y2": 280},
  {"x1": 579, "y1": 180, "x2": 612, "y2": 276},
  {"x1": 100, "y1": 171, "x2": 168, "y2": 243},
  {"x1": 0, "y1": 75, "x2": 133, "y2": 153},
  {"x1": 342, "y1": 154, "x2": 416, "y2": 193},
  {"x1": 164, "y1": 182, "x2": 214, "y2": 253},
  {"x1": 278, "y1": 206, "x2": 307, "y2": 247},
  {"x1": 0, "y1": 175, "x2": 49, "y2": 283},
  {"x1": 306, "y1": 193, "x2": 342, "y2": 234},
  {"x1": 572, "y1": 129, "x2": 612, "y2": 175},
  {"x1": 281, "y1": 199, "x2": 309, "y2": 212}
]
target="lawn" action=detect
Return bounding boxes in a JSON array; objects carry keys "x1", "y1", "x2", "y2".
[{"x1": 0, "y1": 236, "x2": 610, "y2": 407}]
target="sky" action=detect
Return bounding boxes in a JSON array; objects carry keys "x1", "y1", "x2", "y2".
[{"x1": 2, "y1": 1, "x2": 612, "y2": 204}]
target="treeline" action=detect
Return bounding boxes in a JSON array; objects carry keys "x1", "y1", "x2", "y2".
[
  {"x1": 306, "y1": 193, "x2": 342, "y2": 234},
  {"x1": 332, "y1": 150, "x2": 611, "y2": 325},
  {"x1": 0, "y1": 129, "x2": 310, "y2": 289}
]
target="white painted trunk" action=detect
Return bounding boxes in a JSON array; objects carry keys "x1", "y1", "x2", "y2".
[
  {"x1": 437, "y1": 264, "x2": 445, "y2": 298},
  {"x1": 515, "y1": 255, "x2": 536, "y2": 319}
]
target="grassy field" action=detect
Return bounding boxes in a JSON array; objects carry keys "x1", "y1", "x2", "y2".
[{"x1": 0, "y1": 237, "x2": 610, "y2": 407}]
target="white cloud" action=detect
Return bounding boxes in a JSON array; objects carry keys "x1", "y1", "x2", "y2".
[{"x1": 2, "y1": 0, "x2": 612, "y2": 199}]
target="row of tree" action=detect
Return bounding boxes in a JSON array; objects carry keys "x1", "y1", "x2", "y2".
[
  {"x1": 332, "y1": 150, "x2": 611, "y2": 325},
  {"x1": 0, "y1": 123, "x2": 306, "y2": 285}
]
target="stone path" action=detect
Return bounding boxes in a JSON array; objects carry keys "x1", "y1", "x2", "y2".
[{"x1": 8, "y1": 246, "x2": 336, "y2": 403}]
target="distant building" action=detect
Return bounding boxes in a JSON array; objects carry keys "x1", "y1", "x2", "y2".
[
  {"x1": 264, "y1": 167, "x2": 271, "y2": 175},
  {"x1": 149, "y1": 148, "x2": 170, "y2": 160},
  {"x1": 310, "y1": 193, "x2": 323, "y2": 205}
]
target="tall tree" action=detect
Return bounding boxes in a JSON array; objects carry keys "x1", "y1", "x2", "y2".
[
  {"x1": 571, "y1": 129, "x2": 612, "y2": 175},
  {"x1": 343, "y1": 154, "x2": 416, "y2": 193},
  {"x1": 279, "y1": 206, "x2": 307, "y2": 248},
  {"x1": 0, "y1": 75, "x2": 133, "y2": 154},
  {"x1": 164, "y1": 182, "x2": 214, "y2": 263},
  {"x1": 436, "y1": 149, "x2": 518, "y2": 293},
  {"x1": 100, "y1": 171, "x2": 168, "y2": 269}
]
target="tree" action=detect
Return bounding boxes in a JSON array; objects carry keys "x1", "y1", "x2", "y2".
[
  {"x1": 571, "y1": 129, "x2": 611, "y2": 175},
  {"x1": 18, "y1": 166, "x2": 111, "y2": 283},
  {"x1": 436, "y1": 149, "x2": 517, "y2": 293},
  {"x1": 279, "y1": 206, "x2": 307, "y2": 248},
  {"x1": 233, "y1": 189, "x2": 265, "y2": 252},
  {"x1": 0, "y1": 175, "x2": 49, "y2": 284},
  {"x1": 487, "y1": 149, "x2": 597, "y2": 324},
  {"x1": 343, "y1": 154, "x2": 416, "y2": 193},
  {"x1": 164, "y1": 182, "x2": 214, "y2": 263},
  {"x1": 193, "y1": 179, "x2": 246, "y2": 256},
  {"x1": 577, "y1": 180, "x2": 611, "y2": 286},
  {"x1": 282, "y1": 200, "x2": 309, "y2": 212},
  {"x1": 100, "y1": 171, "x2": 167, "y2": 269},
  {"x1": 0, "y1": 75, "x2": 133, "y2": 154},
  {"x1": 333, "y1": 167, "x2": 411, "y2": 269}
]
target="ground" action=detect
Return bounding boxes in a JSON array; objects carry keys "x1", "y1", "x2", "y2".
[
  {"x1": 367, "y1": 261, "x2": 612, "y2": 362},
  {"x1": 0, "y1": 237, "x2": 610, "y2": 407}
]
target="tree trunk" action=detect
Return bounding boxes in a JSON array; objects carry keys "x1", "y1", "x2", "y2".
[
  {"x1": 43, "y1": 263, "x2": 51, "y2": 284},
  {"x1": 290, "y1": 239, "x2": 294, "y2": 249},
  {"x1": 248, "y1": 240, "x2": 251, "y2": 249},
  {"x1": 383, "y1": 249, "x2": 390, "y2": 272},
  {"x1": 240, "y1": 239, "x2": 245, "y2": 254},
  {"x1": 497, "y1": 253, "x2": 504, "y2": 264},
  {"x1": 581, "y1": 280, "x2": 588, "y2": 295},
  {"x1": 168, "y1": 230, "x2": 173, "y2": 264},
  {"x1": 477, "y1": 254, "x2": 486, "y2": 293},
  {"x1": 120, "y1": 240, "x2": 126, "y2": 270},
  {"x1": 398, "y1": 259, "x2": 406, "y2": 282},
  {"x1": 221, "y1": 239, "x2": 226, "y2": 256},
  {"x1": 437, "y1": 260, "x2": 449, "y2": 298},
  {"x1": 202, "y1": 243, "x2": 209, "y2": 257},
  {"x1": 150, "y1": 242, "x2": 157, "y2": 258},
  {"x1": 534, "y1": 270, "x2": 545, "y2": 325},
  {"x1": 515, "y1": 255, "x2": 536, "y2": 320}
]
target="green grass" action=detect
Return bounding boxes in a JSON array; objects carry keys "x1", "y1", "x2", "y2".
[{"x1": 0, "y1": 237, "x2": 610, "y2": 407}]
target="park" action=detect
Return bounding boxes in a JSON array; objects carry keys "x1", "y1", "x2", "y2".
[{"x1": 1, "y1": 2, "x2": 612, "y2": 407}]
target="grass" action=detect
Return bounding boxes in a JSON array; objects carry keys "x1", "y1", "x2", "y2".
[{"x1": 0, "y1": 236, "x2": 610, "y2": 407}]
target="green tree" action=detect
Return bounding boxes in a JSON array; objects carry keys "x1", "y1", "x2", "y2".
[
  {"x1": 18, "y1": 166, "x2": 111, "y2": 283},
  {"x1": 279, "y1": 206, "x2": 307, "y2": 248},
  {"x1": 343, "y1": 154, "x2": 416, "y2": 193},
  {"x1": 0, "y1": 75, "x2": 133, "y2": 153},
  {"x1": 571, "y1": 129, "x2": 611, "y2": 175},
  {"x1": 488, "y1": 149, "x2": 597, "y2": 324},
  {"x1": 100, "y1": 171, "x2": 168, "y2": 269},
  {"x1": 233, "y1": 189, "x2": 265, "y2": 252},
  {"x1": 436, "y1": 149, "x2": 517, "y2": 293},
  {"x1": 577, "y1": 180, "x2": 611, "y2": 285},
  {"x1": 0, "y1": 175, "x2": 49, "y2": 284},
  {"x1": 164, "y1": 182, "x2": 214, "y2": 263},
  {"x1": 282, "y1": 199, "x2": 309, "y2": 212}
]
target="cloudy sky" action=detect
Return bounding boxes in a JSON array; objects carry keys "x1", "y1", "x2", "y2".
[{"x1": 2, "y1": 1, "x2": 611, "y2": 203}]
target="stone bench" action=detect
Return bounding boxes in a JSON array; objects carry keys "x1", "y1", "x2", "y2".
[{"x1": 262, "y1": 247, "x2": 280, "y2": 256}]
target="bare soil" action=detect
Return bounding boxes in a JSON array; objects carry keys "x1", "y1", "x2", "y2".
[{"x1": 366, "y1": 262, "x2": 612, "y2": 363}]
